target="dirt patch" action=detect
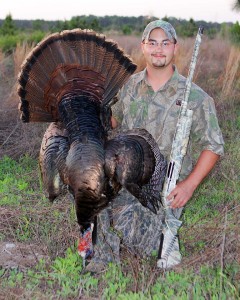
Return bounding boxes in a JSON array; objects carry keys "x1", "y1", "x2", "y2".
[{"x1": 0, "y1": 241, "x2": 49, "y2": 270}]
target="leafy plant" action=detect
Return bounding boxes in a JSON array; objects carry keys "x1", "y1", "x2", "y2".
[
  {"x1": 102, "y1": 263, "x2": 132, "y2": 299},
  {"x1": 230, "y1": 21, "x2": 240, "y2": 44}
]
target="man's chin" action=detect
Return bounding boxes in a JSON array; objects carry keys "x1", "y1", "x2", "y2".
[
  {"x1": 153, "y1": 63, "x2": 166, "y2": 68},
  {"x1": 152, "y1": 59, "x2": 167, "y2": 68}
]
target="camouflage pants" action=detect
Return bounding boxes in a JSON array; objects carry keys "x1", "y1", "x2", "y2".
[{"x1": 93, "y1": 189, "x2": 183, "y2": 263}]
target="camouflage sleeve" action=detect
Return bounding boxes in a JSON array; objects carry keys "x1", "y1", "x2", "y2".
[{"x1": 190, "y1": 90, "x2": 224, "y2": 156}]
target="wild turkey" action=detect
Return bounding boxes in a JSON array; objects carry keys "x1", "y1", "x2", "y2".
[{"x1": 17, "y1": 29, "x2": 167, "y2": 262}]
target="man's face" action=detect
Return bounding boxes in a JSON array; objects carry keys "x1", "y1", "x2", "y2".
[{"x1": 141, "y1": 28, "x2": 177, "y2": 69}]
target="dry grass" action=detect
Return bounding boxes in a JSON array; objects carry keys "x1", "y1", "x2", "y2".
[
  {"x1": 108, "y1": 33, "x2": 141, "y2": 55},
  {"x1": 222, "y1": 46, "x2": 240, "y2": 98},
  {"x1": 13, "y1": 43, "x2": 34, "y2": 78},
  {"x1": 0, "y1": 43, "x2": 47, "y2": 159},
  {"x1": 0, "y1": 191, "x2": 78, "y2": 260},
  {"x1": 0, "y1": 49, "x2": 4, "y2": 63}
]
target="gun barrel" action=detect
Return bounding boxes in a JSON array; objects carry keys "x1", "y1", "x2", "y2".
[{"x1": 183, "y1": 27, "x2": 204, "y2": 111}]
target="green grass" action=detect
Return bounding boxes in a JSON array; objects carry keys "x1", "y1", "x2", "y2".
[
  {"x1": 0, "y1": 249, "x2": 239, "y2": 299},
  {"x1": 0, "y1": 154, "x2": 239, "y2": 298},
  {"x1": 0, "y1": 155, "x2": 77, "y2": 252},
  {"x1": 0, "y1": 155, "x2": 42, "y2": 206}
]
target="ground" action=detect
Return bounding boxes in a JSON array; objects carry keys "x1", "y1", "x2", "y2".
[{"x1": 0, "y1": 241, "x2": 49, "y2": 270}]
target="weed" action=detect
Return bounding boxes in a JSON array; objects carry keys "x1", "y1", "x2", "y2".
[{"x1": 102, "y1": 263, "x2": 132, "y2": 298}]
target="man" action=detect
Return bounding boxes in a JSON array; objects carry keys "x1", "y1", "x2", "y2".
[{"x1": 86, "y1": 20, "x2": 224, "y2": 272}]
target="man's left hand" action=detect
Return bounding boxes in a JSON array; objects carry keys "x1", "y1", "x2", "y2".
[{"x1": 167, "y1": 179, "x2": 196, "y2": 208}]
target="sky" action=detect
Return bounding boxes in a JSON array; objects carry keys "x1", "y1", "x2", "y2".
[{"x1": 0, "y1": 0, "x2": 239, "y2": 23}]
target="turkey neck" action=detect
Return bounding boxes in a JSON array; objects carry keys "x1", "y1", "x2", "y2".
[{"x1": 58, "y1": 94, "x2": 106, "y2": 145}]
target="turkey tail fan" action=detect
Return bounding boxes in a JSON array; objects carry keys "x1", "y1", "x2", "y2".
[
  {"x1": 17, "y1": 29, "x2": 137, "y2": 123},
  {"x1": 105, "y1": 128, "x2": 168, "y2": 214}
]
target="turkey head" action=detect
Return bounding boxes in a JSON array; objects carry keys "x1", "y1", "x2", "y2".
[{"x1": 17, "y1": 29, "x2": 167, "y2": 262}]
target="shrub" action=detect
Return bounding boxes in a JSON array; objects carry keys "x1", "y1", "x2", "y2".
[
  {"x1": 230, "y1": 21, "x2": 240, "y2": 44},
  {"x1": 25, "y1": 31, "x2": 46, "y2": 44},
  {"x1": 0, "y1": 35, "x2": 19, "y2": 53}
]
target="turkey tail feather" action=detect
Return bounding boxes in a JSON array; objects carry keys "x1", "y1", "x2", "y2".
[{"x1": 18, "y1": 29, "x2": 137, "y2": 123}]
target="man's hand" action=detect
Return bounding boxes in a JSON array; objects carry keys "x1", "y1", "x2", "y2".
[
  {"x1": 167, "y1": 179, "x2": 197, "y2": 208},
  {"x1": 167, "y1": 150, "x2": 220, "y2": 209}
]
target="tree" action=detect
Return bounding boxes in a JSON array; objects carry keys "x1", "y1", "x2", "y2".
[
  {"x1": 122, "y1": 25, "x2": 132, "y2": 35},
  {"x1": 233, "y1": 0, "x2": 240, "y2": 11},
  {"x1": 230, "y1": 21, "x2": 240, "y2": 43},
  {"x1": 177, "y1": 18, "x2": 198, "y2": 38},
  {"x1": 0, "y1": 14, "x2": 16, "y2": 35},
  {"x1": 33, "y1": 19, "x2": 44, "y2": 31},
  {"x1": 90, "y1": 18, "x2": 102, "y2": 32},
  {"x1": 230, "y1": 1, "x2": 240, "y2": 43}
]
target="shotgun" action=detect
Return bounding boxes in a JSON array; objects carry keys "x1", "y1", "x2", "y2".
[{"x1": 157, "y1": 26, "x2": 204, "y2": 268}]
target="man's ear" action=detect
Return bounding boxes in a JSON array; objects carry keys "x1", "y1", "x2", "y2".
[{"x1": 174, "y1": 42, "x2": 179, "y2": 56}]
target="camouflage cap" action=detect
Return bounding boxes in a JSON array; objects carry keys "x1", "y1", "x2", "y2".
[{"x1": 142, "y1": 20, "x2": 177, "y2": 42}]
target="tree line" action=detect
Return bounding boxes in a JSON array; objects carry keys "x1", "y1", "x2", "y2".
[{"x1": 0, "y1": 14, "x2": 239, "y2": 53}]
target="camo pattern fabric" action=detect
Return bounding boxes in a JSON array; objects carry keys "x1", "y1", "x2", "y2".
[
  {"x1": 142, "y1": 20, "x2": 177, "y2": 42},
  {"x1": 93, "y1": 66, "x2": 224, "y2": 264},
  {"x1": 93, "y1": 189, "x2": 167, "y2": 262}
]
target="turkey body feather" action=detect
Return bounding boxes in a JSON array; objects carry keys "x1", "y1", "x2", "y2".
[{"x1": 18, "y1": 29, "x2": 167, "y2": 261}]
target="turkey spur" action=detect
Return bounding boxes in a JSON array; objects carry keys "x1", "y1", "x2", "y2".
[{"x1": 17, "y1": 29, "x2": 167, "y2": 261}]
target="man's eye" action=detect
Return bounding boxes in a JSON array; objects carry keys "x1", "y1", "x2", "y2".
[
  {"x1": 149, "y1": 41, "x2": 156, "y2": 46},
  {"x1": 163, "y1": 41, "x2": 169, "y2": 46}
]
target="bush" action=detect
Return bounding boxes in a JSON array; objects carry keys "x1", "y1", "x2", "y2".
[
  {"x1": 0, "y1": 31, "x2": 46, "y2": 53},
  {"x1": 122, "y1": 25, "x2": 132, "y2": 35},
  {"x1": 24, "y1": 30, "x2": 46, "y2": 44},
  {"x1": 0, "y1": 35, "x2": 19, "y2": 53},
  {"x1": 230, "y1": 21, "x2": 240, "y2": 44},
  {"x1": 0, "y1": 14, "x2": 17, "y2": 36}
]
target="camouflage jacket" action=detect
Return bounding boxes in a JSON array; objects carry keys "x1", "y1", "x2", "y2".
[{"x1": 112, "y1": 66, "x2": 224, "y2": 179}]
